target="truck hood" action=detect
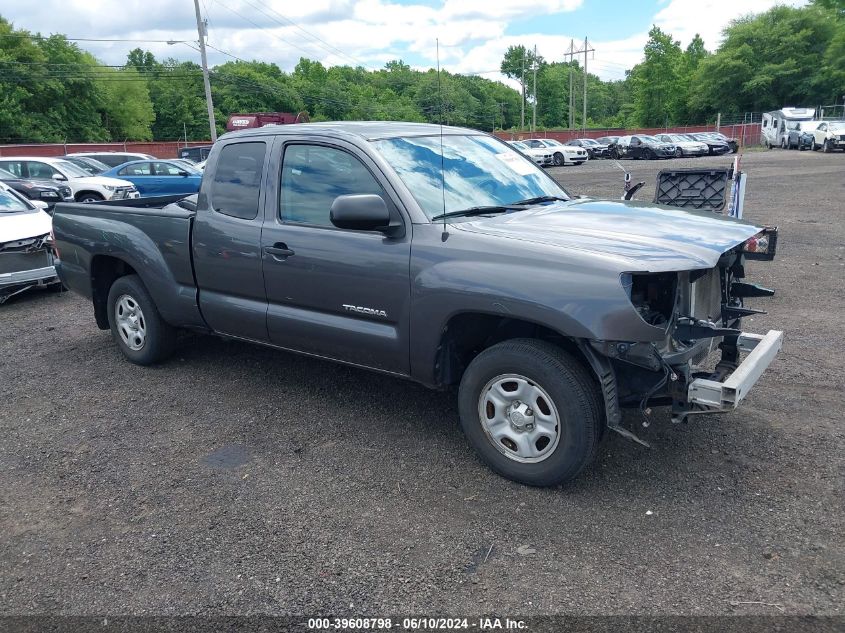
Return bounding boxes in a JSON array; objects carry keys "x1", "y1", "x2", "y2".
[
  {"x1": 0, "y1": 209, "x2": 52, "y2": 243},
  {"x1": 454, "y1": 198, "x2": 760, "y2": 271}
]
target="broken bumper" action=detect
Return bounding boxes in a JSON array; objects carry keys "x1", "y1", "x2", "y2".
[{"x1": 687, "y1": 330, "x2": 783, "y2": 410}]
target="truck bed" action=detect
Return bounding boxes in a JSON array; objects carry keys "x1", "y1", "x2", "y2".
[{"x1": 52, "y1": 194, "x2": 204, "y2": 330}]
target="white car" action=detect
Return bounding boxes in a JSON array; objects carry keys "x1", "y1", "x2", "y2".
[
  {"x1": 809, "y1": 121, "x2": 845, "y2": 152},
  {"x1": 0, "y1": 181, "x2": 60, "y2": 303},
  {"x1": 521, "y1": 138, "x2": 588, "y2": 166},
  {"x1": 655, "y1": 134, "x2": 709, "y2": 157},
  {"x1": 66, "y1": 151, "x2": 157, "y2": 168},
  {"x1": 507, "y1": 141, "x2": 553, "y2": 167},
  {"x1": 0, "y1": 157, "x2": 139, "y2": 203}
]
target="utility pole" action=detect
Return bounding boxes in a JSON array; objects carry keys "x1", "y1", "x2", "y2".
[
  {"x1": 193, "y1": 0, "x2": 217, "y2": 142},
  {"x1": 520, "y1": 50, "x2": 526, "y2": 130},
  {"x1": 532, "y1": 44, "x2": 538, "y2": 132},
  {"x1": 566, "y1": 39, "x2": 574, "y2": 130},
  {"x1": 564, "y1": 38, "x2": 595, "y2": 135},
  {"x1": 582, "y1": 37, "x2": 594, "y2": 136}
]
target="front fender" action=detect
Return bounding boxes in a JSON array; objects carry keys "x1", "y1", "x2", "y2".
[{"x1": 408, "y1": 224, "x2": 666, "y2": 385}]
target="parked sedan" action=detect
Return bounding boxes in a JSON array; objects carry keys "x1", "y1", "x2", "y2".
[
  {"x1": 522, "y1": 138, "x2": 588, "y2": 165},
  {"x1": 687, "y1": 133, "x2": 731, "y2": 156},
  {"x1": 0, "y1": 167, "x2": 73, "y2": 212},
  {"x1": 786, "y1": 123, "x2": 814, "y2": 150},
  {"x1": 626, "y1": 135, "x2": 677, "y2": 159},
  {"x1": 507, "y1": 141, "x2": 553, "y2": 167},
  {"x1": 699, "y1": 132, "x2": 739, "y2": 153},
  {"x1": 566, "y1": 138, "x2": 610, "y2": 159},
  {"x1": 0, "y1": 181, "x2": 60, "y2": 304},
  {"x1": 102, "y1": 160, "x2": 202, "y2": 197},
  {"x1": 61, "y1": 155, "x2": 110, "y2": 176},
  {"x1": 66, "y1": 151, "x2": 157, "y2": 168},
  {"x1": 655, "y1": 134, "x2": 709, "y2": 157}
]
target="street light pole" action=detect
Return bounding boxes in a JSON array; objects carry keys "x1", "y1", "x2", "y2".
[{"x1": 193, "y1": 0, "x2": 217, "y2": 142}]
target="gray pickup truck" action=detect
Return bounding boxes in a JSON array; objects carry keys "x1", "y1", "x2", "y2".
[{"x1": 52, "y1": 122, "x2": 782, "y2": 486}]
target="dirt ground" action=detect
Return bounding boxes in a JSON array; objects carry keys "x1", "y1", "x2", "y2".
[{"x1": 1, "y1": 149, "x2": 843, "y2": 618}]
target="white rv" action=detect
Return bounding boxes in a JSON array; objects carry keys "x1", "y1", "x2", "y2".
[{"x1": 761, "y1": 107, "x2": 816, "y2": 148}]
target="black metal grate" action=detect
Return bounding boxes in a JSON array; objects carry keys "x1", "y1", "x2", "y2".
[{"x1": 653, "y1": 168, "x2": 730, "y2": 212}]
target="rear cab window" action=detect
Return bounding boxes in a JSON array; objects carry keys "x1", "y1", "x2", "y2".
[{"x1": 209, "y1": 142, "x2": 267, "y2": 220}]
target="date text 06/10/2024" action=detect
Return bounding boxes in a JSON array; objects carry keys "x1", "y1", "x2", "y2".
[{"x1": 306, "y1": 617, "x2": 528, "y2": 630}]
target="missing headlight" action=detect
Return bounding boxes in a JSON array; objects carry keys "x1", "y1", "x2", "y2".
[{"x1": 622, "y1": 272, "x2": 677, "y2": 327}]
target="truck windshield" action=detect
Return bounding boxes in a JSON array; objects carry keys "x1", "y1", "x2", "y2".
[{"x1": 373, "y1": 134, "x2": 569, "y2": 220}]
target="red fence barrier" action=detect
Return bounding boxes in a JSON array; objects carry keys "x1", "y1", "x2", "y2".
[
  {"x1": 0, "y1": 141, "x2": 211, "y2": 159},
  {"x1": 0, "y1": 123, "x2": 765, "y2": 158}
]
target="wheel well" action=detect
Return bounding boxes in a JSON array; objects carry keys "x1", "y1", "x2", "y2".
[
  {"x1": 91, "y1": 256, "x2": 136, "y2": 329},
  {"x1": 434, "y1": 312, "x2": 592, "y2": 387},
  {"x1": 75, "y1": 190, "x2": 103, "y2": 201}
]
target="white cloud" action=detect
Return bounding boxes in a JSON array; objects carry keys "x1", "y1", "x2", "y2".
[
  {"x1": 1, "y1": 0, "x2": 811, "y2": 84},
  {"x1": 653, "y1": 0, "x2": 808, "y2": 50}
]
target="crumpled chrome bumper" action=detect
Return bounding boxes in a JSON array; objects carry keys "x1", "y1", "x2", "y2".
[{"x1": 686, "y1": 330, "x2": 783, "y2": 410}]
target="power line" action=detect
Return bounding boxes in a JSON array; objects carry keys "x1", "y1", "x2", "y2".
[{"x1": 236, "y1": 0, "x2": 377, "y2": 70}]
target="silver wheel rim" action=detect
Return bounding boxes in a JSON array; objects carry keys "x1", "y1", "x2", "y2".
[
  {"x1": 477, "y1": 373, "x2": 561, "y2": 464},
  {"x1": 115, "y1": 294, "x2": 147, "y2": 351}
]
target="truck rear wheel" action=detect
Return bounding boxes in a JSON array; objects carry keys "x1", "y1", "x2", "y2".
[
  {"x1": 106, "y1": 274, "x2": 176, "y2": 365},
  {"x1": 457, "y1": 339, "x2": 602, "y2": 487}
]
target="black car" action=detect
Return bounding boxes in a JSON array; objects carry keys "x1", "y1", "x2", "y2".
[
  {"x1": 688, "y1": 133, "x2": 732, "y2": 156},
  {"x1": 566, "y1": 138, "x2": 610, "y2": 159},
  {"x1": 595, "y1": 135, "x2": 619, "y2": 145},
  {"x1": 179, "y1": 145, "x2": 213, "y2": 163},
  {"x1": 701, "y1": 131, "x2": 738, "y2": 153},
  {"x1": 0, "y1": 166, "x2": 73, "y2": 211},
  {"x1": 786, "y1": 124, "x2": 814, "y2": 151},
  {"x1": 626, "y1": 135, "x2": 677, "y2": 159}
]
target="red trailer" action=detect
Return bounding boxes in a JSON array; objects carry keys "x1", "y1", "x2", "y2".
[{"x1": 225, "y1": 112, "x2": 309, "y2": 132}]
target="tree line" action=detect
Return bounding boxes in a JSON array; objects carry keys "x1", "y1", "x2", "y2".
[{"x1": 0, "y1": 0, "x2": 843, "y2": 143}]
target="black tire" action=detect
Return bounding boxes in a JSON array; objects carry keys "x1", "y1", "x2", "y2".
[
  {"x1": 77, "y1": 192, "x2": 103, "y2": 203},
  {"x1": 106, "y1": 274, "x2": 176, "y2": 365},
  {"x1": 674, "y1": 147, "x2": 683, "y2": 158},
  {"x1": 553, "y1": 152, "x2": 564, "y2": 166},
  {"x1": 823, "y1": 139, "x2": 832, "y2": 153},
  {"x1": 457, "y1": 338, "x2": 603, "y2": 487},
  {"x1": 645, "y1": 148, "x2": 656, "y2": 160}
]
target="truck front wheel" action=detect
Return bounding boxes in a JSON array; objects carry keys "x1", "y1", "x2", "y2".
[
  {"x1": 106, "y1": 274, "x2": 176, "y2": 365},
  {"x1": 457, "y1": 339, "x2": 602, "y2": 486}
]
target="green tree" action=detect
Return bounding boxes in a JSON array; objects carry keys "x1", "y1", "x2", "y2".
[{"x1": 630, "y1": 26, "x2": 683, "y2": 126}]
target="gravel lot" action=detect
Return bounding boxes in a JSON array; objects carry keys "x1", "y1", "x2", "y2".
[{"x1": 1, "y1": 149, "x2": 843, "y2": 618}]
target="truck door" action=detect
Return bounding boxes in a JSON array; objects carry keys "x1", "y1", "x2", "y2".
[
  {"x1": 260, "y1": 138, "x2": 412, "y2": 375},
  {"x1": 192, "y1": 139, "x2": 270, "y2": 341}
]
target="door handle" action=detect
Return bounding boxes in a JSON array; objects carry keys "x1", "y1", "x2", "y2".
[{"x1": 264, "y1": 243, "x2": 295, "y2": 260}]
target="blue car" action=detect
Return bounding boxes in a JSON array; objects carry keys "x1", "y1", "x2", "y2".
[{"x1": 102, "y1": 160, "x2": 202, "y2": 197}]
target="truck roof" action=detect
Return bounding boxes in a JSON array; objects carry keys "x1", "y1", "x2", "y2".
[{"x1": 219, "y1": 121, "x2": 482, "y2": 142}]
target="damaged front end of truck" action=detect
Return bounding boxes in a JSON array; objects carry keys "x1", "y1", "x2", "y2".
[{"x1": 585, "y1": 227, "x2": 782, "y2": 445}]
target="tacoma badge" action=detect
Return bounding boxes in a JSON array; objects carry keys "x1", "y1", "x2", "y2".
[{"x1": 342, "y1": 304, "x2": 388, "y2": 318}]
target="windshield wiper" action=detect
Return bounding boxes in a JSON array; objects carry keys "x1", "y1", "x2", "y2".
[
  {"x1": 511, "y1": 195, "x2": 568, "y2": 206},
  {"x1": 430, "y1": 205, "x2": 519, "y2": 221}
]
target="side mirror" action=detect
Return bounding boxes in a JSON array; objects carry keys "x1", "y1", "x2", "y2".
[
  {"x1": 31, "y1": 199, "x2": 49, "y2": 210},
  {"x1": 330, "y1": 194, "x2": 391, "y2": 232},
  {"x1": 178, "y1": 170, "x2": 189, "y2": 177},
  {"x1": 52, "y1": 173, "x2": 67, "y2": 181}
]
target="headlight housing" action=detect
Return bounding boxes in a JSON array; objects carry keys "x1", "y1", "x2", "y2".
[
  {"x1": 742, "y1": 227, "x2": 778, "y2": 261},
  {"x1": 103, "y1": 185, "x2": 116, "y2": 192}
]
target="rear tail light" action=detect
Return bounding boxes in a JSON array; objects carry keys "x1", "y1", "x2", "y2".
[{"x1": 742, "y1": 227, "x2": 778, "y2": 260}]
